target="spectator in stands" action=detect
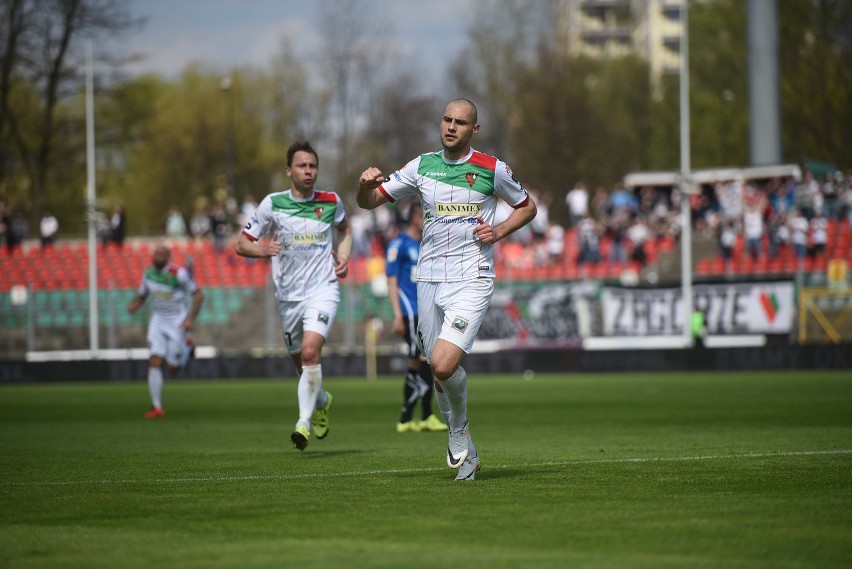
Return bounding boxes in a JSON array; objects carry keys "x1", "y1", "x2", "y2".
[
  {"x1": 767, "y1": 177, "x2": 794, "y2": 216},
  {"x1": 0, "y1": 202, "x2": 7, "y2": 249},
  {"x1": 609, "y1": 182, "x2": 638, "y2": 215},
  {"x1": 789, "y1": 209, "x2": 809, "y2": 263},
  {"x1": 545, "y1": 222, "x2": 565, "y2": 264},
  {"x1": 809, "y1": 210, "x2": 828, "y2": 258},
  {"x1": 607, "y1": 210, "x2": 629, "y2": 264},
  {"x1": 164, "y1": 204, "x2": 188, "y2": 237},
  {"x1": 743, "y1": 205, "x2": 764, "y2": 261},
  {"x1": 110, "y1": 205, "x2": 126, "y2": 247},
  {"x1": 768, "y1": 211, "x2": 790, "y2": 260},
  {"x1": 822, "y1": 172, "x2": 842, "y2": 220},
  {"x1": 591, "y1": 185, "x2": 610, "y2": 220},
  {"x1": 565, "y1": 181, "x2": 589, "y2": 227},
  {"x1": 841, "y1": 173, "x2": 852, "y2": 226},
  {"x1": 719, "y1": 220, "x2": 736, "y2": 265},
  {"x1": 190, "y1": 204, "x2": 211, "y2": 240},
  {"x1": 348, "y1": 208, "x2": 372, "y2": 259},
  {"x1": 627, "y1": 215, "x2": 650, "y2": 265},
  {"x1": 795, "y1": 172, "x2": 819, "y2": 219},
  {"x1": 97, "y1": 211, "x2": 112, "y2": 247},
  {"x1": 716, "y1": 178, "x2": 744, "y2": 224},
  {"x1": 127, "y1": 245, "x2": 203, "y2": 419},
  {"x1": 577, "y1": 212, "x2": 601, "y2": 265},
  {"x1": 39, "y1": 210, "x2": 59, "y2": 248},
  {"x1": 210, "y1": 203, "x2": 230, "y2": 252},
  {"x1": 239, "y1": 194, "x2": 258, "y2": 228},
  {"x1": 529, "y1": 189, "x2": 550, "y2": 242},
  {"x1": 7, "y1": 210, "x2": 28, "y2": 253}
]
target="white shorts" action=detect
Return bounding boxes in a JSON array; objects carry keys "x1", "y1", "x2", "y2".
[
  {"x1": 416, "y1": 279, "x2": 494, "y2": 358},
  {"x1": 277, "y1": 284, "x2": 340, "y2": 354},
  {"x1": 147, "y1": 314, "x2": 186, "y2": 368}
]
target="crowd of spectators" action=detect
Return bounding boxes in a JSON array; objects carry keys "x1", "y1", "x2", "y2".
[
  {"x1": 5, "y1": 167, "x2": 849, "y2": 280},
  {"x1": 694, "y1": 170, "x2": 852, "y2": 265}
]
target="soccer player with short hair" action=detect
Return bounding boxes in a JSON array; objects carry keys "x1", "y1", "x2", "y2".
[
  {"x1": 236, "y1": 141, "x2": 352, "y2": 452},
  {"x1": 386, "y1": 202, "x2": 448, "y2": 434},
  {"x1": 128, "y1": 245, "x2": 204, "y2": 418},
  {"x1": 357, "y1": 99, "x2": 537, "y2": 480}
]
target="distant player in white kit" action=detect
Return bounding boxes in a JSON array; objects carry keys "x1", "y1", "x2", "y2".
[
  {"x1": 128, "y1": 245, "x2": 204, "y2": 419},
  {"x1": 236, "y1": 141, "x2": 352, "y2": 452},
  {"x1": 357, "y1": 99, "x2": 537, "y2": 480}
]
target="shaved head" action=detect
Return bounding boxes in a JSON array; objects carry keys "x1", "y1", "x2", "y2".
[{"x1": 448, "y1": 98, "x2": 478, "y2": 125}]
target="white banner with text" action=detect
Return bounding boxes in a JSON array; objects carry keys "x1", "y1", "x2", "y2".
[{"x1": 602, "y1": 282, "x2": 795, "y2": 336}]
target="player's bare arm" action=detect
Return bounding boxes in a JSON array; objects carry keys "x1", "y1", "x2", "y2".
[
  {"x1": 357, "y1": 167, "x2": 390, "y2": 210},
  {"x1": 235, "y1": 232, "x2": 281, "y2": 258},
  {"x1": 473, "y1": 197, "x2": 537, "y2": 245},
  {"x1": 127, "y1": 295, "x2": 145, "y2": 314},
  {"x1": 387, "y1": 276, "x2": 405, "y2": 336},
  {"x1": 182, "y1": 289, "x2": 204, "y2": 332},
  {"x1": 334, "y1": 218, "x2": 352, "y2": 279}
]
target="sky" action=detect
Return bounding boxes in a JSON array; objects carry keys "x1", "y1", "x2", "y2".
[{"x1": 124, "y1": 0, "x2": 474, "y2": 96}]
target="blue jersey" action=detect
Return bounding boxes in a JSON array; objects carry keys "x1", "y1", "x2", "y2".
[{"x1": 386, "y1": 233, "x2": 420, "y2": 317}]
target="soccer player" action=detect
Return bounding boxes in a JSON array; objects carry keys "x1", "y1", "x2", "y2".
[
  {"x1": 236, "y1": 141, "x2": 352, "y2": 452},
  {"x1": 357, "y1": 98, "x2": 537, "y2": 480},
  {"x1": 386, "y1": 202, "x2": 448, "y2": 434},
  {"x1": 127, "y1": 245, "x2": 204, "y2": 419}
]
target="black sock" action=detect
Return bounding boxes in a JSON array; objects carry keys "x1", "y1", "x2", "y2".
[
  {"x1": 419, "y1": 361, "x2": 434, "y2": 419},
  {"x1": 400, "y1": 370, "x2": 419, "y2": 423}
]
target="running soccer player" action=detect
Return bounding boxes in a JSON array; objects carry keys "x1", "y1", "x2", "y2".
[
  {"x1": 236, "y1": 141, "x2": 351, "y2": 452},
  {"x1": 386, "y1": 202, "x2": 448, "y2": 434},
  {"x1": 128, "y1": 245, "x2": 204, "y2": 419},
  {"x1": 357, "y1": 98, "x2": 537, "y2": 480}
]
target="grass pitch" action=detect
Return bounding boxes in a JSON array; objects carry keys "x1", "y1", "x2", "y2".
[{"x1": 1, "y1": 370, "x2": 850, "y2": 569}]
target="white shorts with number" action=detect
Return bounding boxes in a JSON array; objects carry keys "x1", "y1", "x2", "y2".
[
  {"x1": 277, "y1": 284, "x2": 340, "y2": 354},
  {"x1": 416, "y1": 279, "x2": 494, "y2": 358},
  {"x1": 147, "y1": 314, "x2": 186, "y2": 368}
]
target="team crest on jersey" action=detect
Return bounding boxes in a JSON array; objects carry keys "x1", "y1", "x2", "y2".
[
  {"x1": 314, "y1": 207, "x2": 324, "y2": 218},
  {"x1": 451, "y1": 317, "x2": 469, "y2": 332},
  {"x1": 318, "y1": 312, "x2": 330, "y2": 325},
  {"x1": 465, "y1": 172, "x2": 478, "y2": 187}
]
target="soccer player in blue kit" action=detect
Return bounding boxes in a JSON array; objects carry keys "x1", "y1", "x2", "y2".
[
  {"x1": 386, "y1": 203, "x2": 448, "y2": 434},
  {"x1": 357, "y1": 99, "x2": 537, "y2": 480}
]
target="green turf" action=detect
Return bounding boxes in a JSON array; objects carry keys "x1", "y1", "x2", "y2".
[{"x1": 1, "y1": 370, "x2": 850, "y2": 569}]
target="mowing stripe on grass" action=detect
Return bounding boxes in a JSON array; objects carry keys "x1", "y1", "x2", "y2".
[{"x1": 3, "y1": 449, "x2": 850, "y2": 488}]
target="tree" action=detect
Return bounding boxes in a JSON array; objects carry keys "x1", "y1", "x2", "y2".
[
  {"x1": 0, "y1": 0, "x2": 138, "y2": 222},
  {"x1": 779, "y1": 0, "x2": 852, "y2": 167},
  {"x1": 449, "y1": 0, "x2": 557, "y2": 160}
]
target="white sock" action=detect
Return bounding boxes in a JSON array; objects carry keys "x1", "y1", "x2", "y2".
[
  {"x1": 148, "y1": 367, "x2": 163, "y2": 409},
  {"x1": 434, "y1": 387, "x2": 451, "y2": 427},
  {"x1": 441, "y1": 366, "x2": 468, "y2": 432},
  {"x1": 296, "y1": 364, "x2": 322, "y2": 429},
  {"x1": 315, "y1": 388, "x2": 328, "y2": 409}
]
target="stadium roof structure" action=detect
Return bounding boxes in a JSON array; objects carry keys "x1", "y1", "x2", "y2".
[{"x1": 623, "y1": 163, "x2": 802, "y2": 189}]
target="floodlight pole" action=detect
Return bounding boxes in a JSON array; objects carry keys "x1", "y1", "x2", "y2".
[
  {"x1": 85, "y1": 42, "x2": 99, "y2": 353},
  {"x1": 679, "y1": 1, "x2": 693, "y2": 348}
]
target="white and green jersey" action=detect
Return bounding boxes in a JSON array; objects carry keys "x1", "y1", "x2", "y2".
[
  {"x1": 242, "y1": 189, "x2": 346, "y2": 301},
  {"x1": 136, "y1": 263, "x2": 198, "y2": 321},
  {"x1": 378, "y1": 148, "x2": 529, "y2": 282}
]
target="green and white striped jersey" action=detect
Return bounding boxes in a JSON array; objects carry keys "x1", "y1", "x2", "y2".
[
  {"x1": 242, "y1": 189, "x2": 346, "y2": 301},
  {"x1": 136, "y1": 263, "x2": 198, "y2": 321},
  {"x1": 378, "y1": 148, "x2": 529, "y2": 282}
]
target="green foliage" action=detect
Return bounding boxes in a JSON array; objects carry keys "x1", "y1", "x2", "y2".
[
  {"x1": 779, "y1": 0, "x2": 852, "y2": 167},
  {"x1": 688, "y1": 0, "x2": 750, "y2": 168},
  {"x1": 0, "y1": 371, "x2": 850, "y2": 568}
]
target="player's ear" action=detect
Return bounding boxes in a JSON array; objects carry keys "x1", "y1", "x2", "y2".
[{"x1": 472, "y1": 123, "x2": 480, "y2": 135}]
